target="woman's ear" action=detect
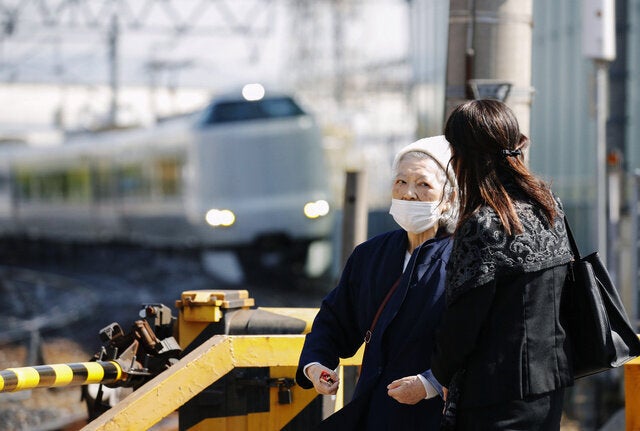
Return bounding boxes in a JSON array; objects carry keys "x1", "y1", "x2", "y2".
[
  {"x1": 450, "y1": 188, "x2": 458, "y2": 204},
  {"x1": 441, "y1": 202, "x2": 450, "y2": 213}
]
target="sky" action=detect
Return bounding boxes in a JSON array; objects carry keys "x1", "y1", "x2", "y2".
[{"x1": 0, "y1": 0, "x2": 408, "y2": 90}]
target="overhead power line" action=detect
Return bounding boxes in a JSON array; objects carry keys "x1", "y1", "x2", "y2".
[{"x1": 0, "y1": 0, "x2": 275, "y2": 36}]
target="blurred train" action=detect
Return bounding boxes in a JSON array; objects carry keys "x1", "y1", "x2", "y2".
[{"x1": 0, "y1": 86, "x2": 335, "y2": 278}]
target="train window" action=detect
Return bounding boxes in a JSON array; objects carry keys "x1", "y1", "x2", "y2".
[
  {"x1": 43, "y1": 172, "x2": 67, "y2": 201},
  {"x1": 15, "y1": 170, "x2": 33, "y2": 201},
  {"x1": 118, "y1": 164, "x2": 150, "y2": 198},
  {"x1": 93, "y1": 163, "x2": 115, "y2": 202},
  {"x1": 155, "y1": 157, "x2": 183, "y2": 197},
  {"x1": 18, "y1": 170, "x2": 65, "y2": 202},
  {"x1": 201, "y1": 97, "x2": 305, "y2": 125},
  {"x1": 260, "y1": 97, "x2": 305, "y2": 118},
  {"x1": 66, "y1": 168, "x2": 91, "y2": 202}
]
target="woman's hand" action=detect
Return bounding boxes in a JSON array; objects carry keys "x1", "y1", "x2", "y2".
[
  {"x1": 386, "y1": 375, "x2": 426, "y2": 405},
  {"x1": 306, "y1": 364, "x2": 340, "y2": 395}
]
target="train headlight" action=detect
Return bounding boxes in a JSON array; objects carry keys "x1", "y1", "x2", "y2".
[
  {"x1": 242, "y1": 83, "x2": 265, "y2": 101},
  {"x1": 303, "y1": 200, "x2": 330, "y2": 219},
  {"x1": 205, "y1": 209, "x2": 236, "y2": 227}
]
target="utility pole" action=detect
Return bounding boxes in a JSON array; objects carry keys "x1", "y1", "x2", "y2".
[
  {"x1": 445, "y1": 0, "x2": 534, "y2": 136},
  {"x1": 583, "y1": 0, "x2": 616, "y2": 267},
  {"x1": 332, "y1": 0, "x2": 346, "y2": 105},
  {"x1": 108, "y1": 14, "x2": 119, "y2": 127}
]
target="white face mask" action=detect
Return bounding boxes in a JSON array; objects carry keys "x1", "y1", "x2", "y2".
[{"x1": 389, "y1": 199, "x2": 441, "y2": 234}]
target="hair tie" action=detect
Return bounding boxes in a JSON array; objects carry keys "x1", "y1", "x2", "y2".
[{"x1": 501, "y1": 149, "x2": 522, "y2": 158}]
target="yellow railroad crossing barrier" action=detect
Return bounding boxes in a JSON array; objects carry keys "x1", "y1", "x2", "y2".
[
  {"x1": 81, "y1": 334, "x2": 364, "y2": 431},
  {"x1": 0, "y1": 361, "x2": 123, "y2": 392}
]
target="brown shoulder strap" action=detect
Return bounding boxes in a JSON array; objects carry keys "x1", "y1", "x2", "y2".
[{"x1": 364, "y1": 276, "x2": 402, "y2": 344}]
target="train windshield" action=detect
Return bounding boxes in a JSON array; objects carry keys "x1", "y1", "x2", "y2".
[{"x1": 201, "y1": 97, "x2": 305, "y2": 125}]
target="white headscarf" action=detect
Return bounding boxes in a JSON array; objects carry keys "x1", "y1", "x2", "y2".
[{"x1": 391, "y1": 135, "x2": 455, "y2": 187}]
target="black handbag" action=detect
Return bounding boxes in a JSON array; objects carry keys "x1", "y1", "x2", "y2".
[
  {"x1": 440, "y1": 370, "x2": 464, "y2": 431},
  {"x1": 563, "y1": 216, "x2": 640, "y2": 378}
]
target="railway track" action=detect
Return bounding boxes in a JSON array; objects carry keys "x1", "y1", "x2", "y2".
[
  {"x1": 0, "y1": 266, "x2": 99, "y2": 431},
  {"x1": 0, "y1": 266, "x2": 99, "y2": 345}
]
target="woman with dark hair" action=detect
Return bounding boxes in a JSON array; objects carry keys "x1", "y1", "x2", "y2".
[{"x1": 431, "y1": 99, "x2": 574, "y2": 430}]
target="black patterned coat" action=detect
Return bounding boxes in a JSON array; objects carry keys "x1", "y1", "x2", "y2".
[{"x1": 431, "y1": 197, "x2": 574, "y2": 410}]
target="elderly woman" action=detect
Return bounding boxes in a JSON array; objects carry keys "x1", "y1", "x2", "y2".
[{"x1": 296, "y1": 135, "x2": 458, "y2": 430}]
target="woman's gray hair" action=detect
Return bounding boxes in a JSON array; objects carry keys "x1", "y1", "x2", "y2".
[{"x1": 393, "y1": 150, "x2": 459, "y2": 233}]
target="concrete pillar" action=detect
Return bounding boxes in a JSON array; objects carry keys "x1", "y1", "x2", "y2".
[
  {"x1": 407, "y1": 0, "x2": 450, "y2": 137},
  {"x1": 445, "y1": 0, "x2": 534, "y2": 135}
]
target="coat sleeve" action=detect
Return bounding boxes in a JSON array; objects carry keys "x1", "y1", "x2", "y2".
[
  {"x1": 431, "y1": 280, "x2": 496, "y2": 387},
  {"x1": 420, "y1": 369, "x2": 444, "y2": 398},
  {"x1": 296, "y1": 253, "x2": 366, "y2": 388}
]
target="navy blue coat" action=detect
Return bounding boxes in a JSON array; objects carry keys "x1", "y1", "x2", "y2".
[{"x1": 296, "y1": 229, "x2": 452, "y2": 430}]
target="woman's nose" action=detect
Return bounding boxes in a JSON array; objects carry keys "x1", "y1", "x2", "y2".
[{"x1": 402, "y1": 186, "x2": 418, "y2": 200}]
